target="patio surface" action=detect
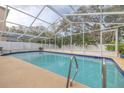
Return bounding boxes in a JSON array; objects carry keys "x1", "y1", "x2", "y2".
[{"x1": 113, "y1": 57, "x2": 124, "y2": 71}]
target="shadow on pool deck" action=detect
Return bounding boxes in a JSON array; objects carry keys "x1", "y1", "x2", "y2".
[{"x1": 0, "y1": 56, "x2": 87, "y2": 88}]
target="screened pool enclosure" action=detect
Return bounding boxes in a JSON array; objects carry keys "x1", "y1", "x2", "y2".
[{"x1": 0, "y1": 5, "x2": 124, "y2": 57}]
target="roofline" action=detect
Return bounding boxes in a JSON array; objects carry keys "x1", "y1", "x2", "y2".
[{"x1": 0, "y1": 6, "x2": 6, "y2": 10}]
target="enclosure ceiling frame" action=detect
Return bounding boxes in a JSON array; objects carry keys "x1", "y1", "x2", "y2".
[
  {"x1": 71, "y1": 22, "x2": 124, "y2": 25},
  {"x1": 28, "y1": 5, "x2": 73, "y2": 41},
  {"x1": 2, "y1": 5, "x2": 124, "y2": 50},
  {"x1": 54, "y1": 28, "x2": 117, "y2": 38},
  {"x1": 7, "y1": 5, "x2": 52, "y2": 25},
  {"x1": 55, "y1": 23, "x2": 70, "y2": 35},
  {"x1": 28, "y1": 31, "x2": 45, "y2": 41},
  {"x1": 17, "y1": 6, "x2": 46, "y2": 40},
  {"x1": 29, "y1": 17, "x2": 61, "y2": 41},
  {"x1": 6, "y1": 21, "x2": 40, "y2": 37},
  {"x1": 64, "y1": 11, "x2": 124, "y2": 16},
  {"x1": 54, "y1": 19, "x2": 124, "y2": 37},
  {"x1": 6, "y1": 5, "x2": 52, "y2": 40},
  {"x1": 54, "y1": 23, "x2": 123, "y2": 37},
  {"x1": 6, "y1": 5, "x2": 75, "y2": 41},
  {"x1": 69, "y1": 5, "x2": 76, "y2": 12},
  {"x1": 8, "y1": 21, "x2": 121, "y2": 33},
  {"x1": 46, "y1": 5, "x2": 72, "y2": 24},
  {"x1": 6, "y1": 21, "x2": 49, "y2": 39},
  {"x1": 0, "y1": 31, "x2": 48, "y2": 39},
  {"x1": 47, "y1": 17, "x2": 61, "y2": 29}
]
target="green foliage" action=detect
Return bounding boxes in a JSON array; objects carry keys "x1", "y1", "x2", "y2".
[
  {"x1": 106, "y1": 45, "x2": 115, "y2": 51},
  {"x1": 18, "y1": 38, "x2": 29, "y2": 42},
  {"x1": 106, "y1": 41, "x2": 115, "y2": 51},
  {"x1": 63, "y1": 36, "x2": 70, "y2": 45},
  {"x1": 84, "y1": 34, "x2": 97, "y2": 47},
  {"x1": 119, "y1": 44, "x2": 124, "y2": 54},
  {"x1": 72, "y1": 34, "x2": 83, "y2": 46},
  {"x1": 106, "y1": 41, "x2": 124, "y2": 54},
  {"x1": 56, "y1": 38, "x2": 62, "y2": 48}
]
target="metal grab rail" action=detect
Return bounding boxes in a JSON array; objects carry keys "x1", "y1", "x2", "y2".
[
  {"x1": 102, "y1": 58, "x2": 106, "y2": 88},
  {"x1": 66, "y1": 56, "x2": 106, "y2": 88},
  {"x1": 66, "y1": 56, "x2": 78, "y2": 88}
]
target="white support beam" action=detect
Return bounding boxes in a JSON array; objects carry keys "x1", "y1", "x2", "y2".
[
  {"x1": 55, "y1": 35, "x2": 56, "y2": 49},
  {"x1": 99, "y1": 6, "x2": 103, "y2": 57},
  {"x1": 71, "y1": 29, "x2": 116, "y2": 36},
  {"x1": 100, "y1": 28, "x2": 103, "y2": 56},
  {"x1": 71, "y1": 22, "x2": 124, "y2": 25},
  {"x1": 82, "y1": 23, "x2": 85, "y2": 53},
  {"x1": 48, "y1": 39, "x2": 50, "y2": 49},
  {"x1": 70, "y1": 24, "x2": 72, "y2": 52},
  {"x1": 61, "y1": 36, "x2": 63, "y2": 49},
  {"x1": 115, "y1": 29, "x2": 119, "y2": 57},
  {"x1": 64, "y1": 11, "x2": 124, "y2": 16}
]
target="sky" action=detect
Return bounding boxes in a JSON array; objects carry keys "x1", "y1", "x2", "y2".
[{"x1": 6, "y1": 5, "x2": 80, "y2": 28}]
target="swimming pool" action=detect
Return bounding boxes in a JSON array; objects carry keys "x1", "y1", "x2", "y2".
[{"x1": 12, "y1": 52, "x2": 124, "y2": 88}]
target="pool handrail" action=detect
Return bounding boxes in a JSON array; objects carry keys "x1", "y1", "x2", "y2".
[
  {"x1": 102, "y1": 58, "x2": 106, "y2": 88},
  {"x1": 66, "y1": 56, "x2": 78, "y2": 88},
  {"x1": 66, "y1": 56, "x2": 106, "y2": 88}
]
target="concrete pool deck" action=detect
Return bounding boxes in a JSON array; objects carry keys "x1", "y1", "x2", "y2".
[
  {"x1": 0, "y1": 56, "x2": 87, "y2": 88},
  {"x1": 113, "y1": 57, "x2": 124, "y2": 71}
]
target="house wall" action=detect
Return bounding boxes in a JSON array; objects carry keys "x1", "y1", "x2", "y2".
[{"x1": 0, "y1": 6, "x2": 5, "y2": 31}]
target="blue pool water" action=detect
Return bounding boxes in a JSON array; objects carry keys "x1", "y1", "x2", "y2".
[{"x1": 12, "y1": 52, "x2": 124, "y2": 88}]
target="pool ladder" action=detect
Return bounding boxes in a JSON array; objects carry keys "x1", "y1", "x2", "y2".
[
  {"x1": 102, "y1": 58, "x2": 106, "y2": 88},
  {"x1": 66, "y1": 56, "x2": 78, "y2": 88},
  {"x1": 66, "y1": 56, "x2": 106, "y2": 88}
]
